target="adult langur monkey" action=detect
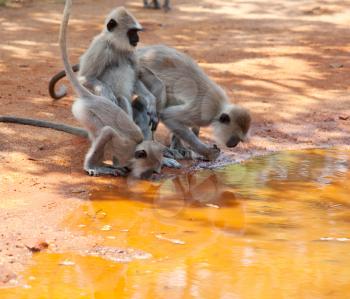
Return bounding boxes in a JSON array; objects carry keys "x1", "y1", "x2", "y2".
[
  {"x1": 137, "y1": 45, "x2": 251, "y2": 161},
  {"x1": 50, "y1": 5, "x2": 159, "y2": 137},
  {"x1": 143, "y1": 0, "x2": 170, "y2": 11},
  {"x1": 48, "y1": 45, "x2": 251, "y2": 161}
]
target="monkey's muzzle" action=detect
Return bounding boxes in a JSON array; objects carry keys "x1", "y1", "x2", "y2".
[
  {"x1": 226, "y1": 136, "x2": 241, "y2": 148},
  {"x1": 128, "y1": 28, "x2": 142, "y2": 47}
]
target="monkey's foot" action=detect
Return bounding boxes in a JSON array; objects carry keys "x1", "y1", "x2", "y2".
[
  {"x1": 162, "y1": 157, "x2": 182, "y2": 169},
  {"x1": 85, "y1": 166, "x2": 127, "y2": 177},
  {"x1": 168, "y1": 146, "x2": 196, "y2": 160}
]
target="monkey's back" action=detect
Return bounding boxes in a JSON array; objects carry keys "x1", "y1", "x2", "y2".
[
  {"x1": 137, "y1": 45, "x2": 226, "y2": 108},
  {"x1": 72, "y1": 96, "x2": 143, "y2": 143}
]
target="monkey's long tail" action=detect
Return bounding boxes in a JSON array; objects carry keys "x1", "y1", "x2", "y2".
[
  {"x1": 48, "y1": 64, "x2": 79, "y2": 100},
  {"x1": 59, "y1": 0, "x2": 93, "y2": 99},
  {"x1": 0, "y1": 116, "x2": 88, "y2": 138}
]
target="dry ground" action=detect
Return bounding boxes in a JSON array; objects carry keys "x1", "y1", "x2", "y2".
[{"x1": 0, "y1": 0, "x2": 349, "y2": 286}]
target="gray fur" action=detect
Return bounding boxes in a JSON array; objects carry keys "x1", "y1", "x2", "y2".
[
  {"x1": 136, "y1": 45, "x2": 251, "y2": 161},
  {"x1": 77, "y1": 7, "x2": 158, "y2": 129}
]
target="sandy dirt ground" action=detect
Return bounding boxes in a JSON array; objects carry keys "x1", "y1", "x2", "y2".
[{"x1": 0, "y1": 0, "x2": 349, "y2": 286}]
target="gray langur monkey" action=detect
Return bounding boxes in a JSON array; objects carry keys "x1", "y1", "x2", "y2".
[
  {"x1": 50, "y1": 5, "x2": 159, "y2": 134},
  {"x1": 0, "y1": 110, "x2": 170, "y2": 179},
  {"x1": 143, "y1": 0, "x2": 170, "y2": 11},
  {"x1": 60, "y1": 0, "x2": 165, "y2": 179},
  {"x1": 136, "y1": 45, "x2": 251, "y2": 161}
]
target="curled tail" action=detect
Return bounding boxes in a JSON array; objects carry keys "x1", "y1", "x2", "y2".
[
  {"x1": 48, "y1": 64, "x2": 80, "y2": 100},
  {"x1": 0, "y1": 116, "x2": 88, "y2": 138},
  {"x1": 59, "y1": 0, "x2": 92, "y2": 99}
]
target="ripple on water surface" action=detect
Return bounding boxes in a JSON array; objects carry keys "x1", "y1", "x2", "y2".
[{"x1": 1, "y1": 149, "x2": 350, "y2": 299}]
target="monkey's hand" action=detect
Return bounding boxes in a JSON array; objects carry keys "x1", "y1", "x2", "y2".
[
  {"x1": 203, "y1": 144, "x2": 221, "y2": 161},
  {"x1": 147, "y1": 107, "x2": 159, "y2": 131}
]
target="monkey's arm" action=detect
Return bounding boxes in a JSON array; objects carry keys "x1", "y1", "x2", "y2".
[
  {"x1": 84, "y1": 126, "x2": 128, "y2": 176},
  {"x1": 0, "y1": 116, "x2": 88, "y2": 138},
  {"x1": 132, "y1": 97, "x2": 152, "y2": 140},
  {"x1": 136, "y1": 66, "x2": 167, "y2": 130},
  {"x1": 160, "y1": 106, "x2": 220, "y2": 161},
  {"x1": 48, "y1": 64, "x2": 79, "y2": 100},
  {"x1": 134, "y1": 80, "x2": 159, "y2": 130}
]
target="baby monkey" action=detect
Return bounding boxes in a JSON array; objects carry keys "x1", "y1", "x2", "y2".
[{"x1": 49, "y1": 4, "x2": 159, "y2": 138}]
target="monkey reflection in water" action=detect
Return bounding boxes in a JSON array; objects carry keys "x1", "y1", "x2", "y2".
[{"x1": 152, "y1": 172, "x2": 245, "y2": 232}]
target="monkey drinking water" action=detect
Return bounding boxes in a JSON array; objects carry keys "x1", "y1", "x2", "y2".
[{"x1": 137, "y1": 45, "x2": 251, "y2": 161}]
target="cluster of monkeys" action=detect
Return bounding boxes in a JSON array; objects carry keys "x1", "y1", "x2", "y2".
[{"x1": 0, "y1": 0, "x2": 251, "y2": 179}]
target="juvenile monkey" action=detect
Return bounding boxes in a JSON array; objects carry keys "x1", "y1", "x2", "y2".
[
  {"x1": 0, "y1": 112, "x2": 168, "y2": 179},
  {"x1": 143, "y1": 0, "x2": 170, "y2": 11},
  {"x1": 50, "y1": 5, "x2": 158, "y2": 131},
  {"x1": 136, "y1": 45, "x2": 251, "y2": 161},
  {"x1": 58, "y1": 0, "x2": 165, "y2": 179}
]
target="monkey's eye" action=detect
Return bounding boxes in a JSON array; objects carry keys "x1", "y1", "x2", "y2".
[
  {"x1": 219, "y1": 113, "x2": 230, "y2": 124},
  {"x1": 107, "y1": 19, "x2": 118, "y2": 32},
  {"x1": 135, "y1": 149, "x2": 147, "y2": 159}
]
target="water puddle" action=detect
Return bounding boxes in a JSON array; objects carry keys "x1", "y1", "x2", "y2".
[{"x1": 1, "y1": 149, "x2": 350, "y2": 298}]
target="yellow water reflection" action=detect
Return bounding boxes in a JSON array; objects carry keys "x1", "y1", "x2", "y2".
[{"x1": 1, "y1": 149, "x2": 350, "y2": 299}]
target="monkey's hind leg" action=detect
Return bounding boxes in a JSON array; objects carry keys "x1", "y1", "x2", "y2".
[
  {"x1": 84, "y1": 126, "x2": 127, "y2": 177},
  {"x1": 163, "y1": 0, "x2": 171, "y2": 11},
  {"x1": 152, "y1": 0, "x2": 161, "y2": 9}
]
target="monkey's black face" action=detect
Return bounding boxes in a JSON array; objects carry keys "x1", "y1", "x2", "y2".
[
  {"x1": 140, "y1": 169, "x2": 155, "y2": 179},
  {"x1": 127, "y1": 29, "x2": 140, "y2": 47},
  {"x1": 226, "y1": 135, "x2": 241, "y2": 148}
]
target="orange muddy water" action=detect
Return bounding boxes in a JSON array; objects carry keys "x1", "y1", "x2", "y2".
[{"x1": 1, "y1": 149, "x2": 350, "y2": 299}]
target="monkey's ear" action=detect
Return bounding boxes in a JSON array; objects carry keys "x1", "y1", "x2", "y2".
[
  {"x1": 107, "y1": 19, "x2": 118, "y2": 32},
  {"x1": 135, "y1": 149, "x2": 147, "y2": 159},
  {"x1": 219, "y1": 113, "x2": 230, "y2": 124}
]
